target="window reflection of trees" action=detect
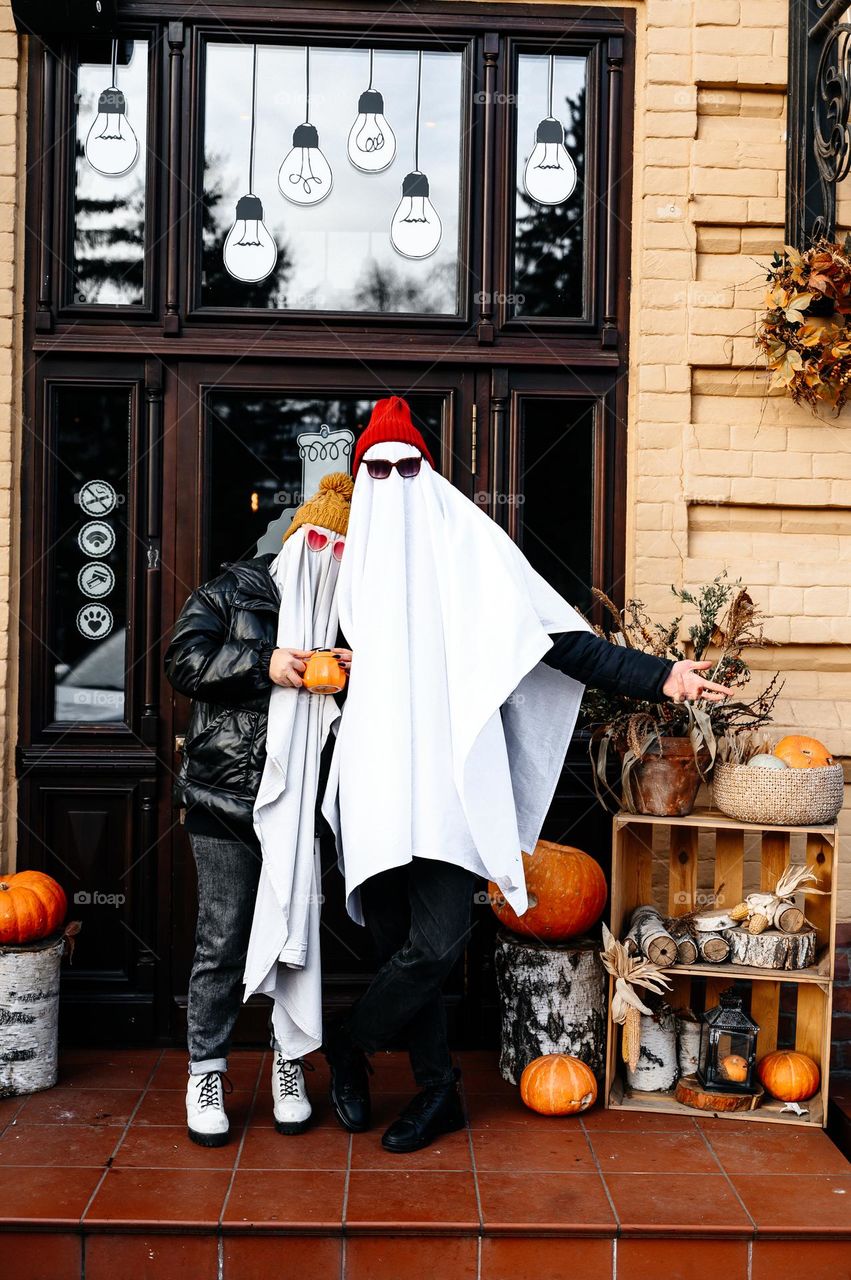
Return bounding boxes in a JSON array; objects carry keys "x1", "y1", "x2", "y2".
[
  {"x1": 514, "y1": 66, "x2": 586, "y2": 319},
  {"x1": 72, "y1": 40, "x2": 147, "y2": 306},
  {"x1": 200, "y1": 44, "x2": 462, "y2": 315}
]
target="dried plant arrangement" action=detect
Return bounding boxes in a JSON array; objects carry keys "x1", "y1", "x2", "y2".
[
  {"x1": 584, "y1": 573, "x2": 783, "y2": 812},
  {"x1": 600, "y1": 924, "x2": 672, "y2": 1072}
]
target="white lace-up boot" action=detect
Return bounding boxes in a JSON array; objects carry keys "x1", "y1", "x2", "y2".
[
  {"x1": 272, "y1": 1052, "x2": 312, "y2": 1134},
  {"x1": 186, "y1": 1070, "x2": 230, "y2": 1147}
]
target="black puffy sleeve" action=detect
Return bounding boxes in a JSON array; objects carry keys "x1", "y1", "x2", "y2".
[{"x1": 164, "y1": 576, "x2": 274, "y2": 704}]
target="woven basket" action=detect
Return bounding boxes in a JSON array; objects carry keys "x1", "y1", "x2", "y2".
[{"x1": 712, "y1": 761, "x2": 844, "y2": 826}]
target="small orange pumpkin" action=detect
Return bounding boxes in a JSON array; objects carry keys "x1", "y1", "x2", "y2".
[
  {"x1": 773, "y1": 735, "x2": 834, "y2": 769},
  {"x1": 719, "y1": 1054, "x2": 749, "y2": 1084},
  {"x1": 757, "y1": 1050, "x2": 820, "y2": 1102},
  {"x1": 489, "y1": 841, "x2": 607, "y2": 943},
  {"x1": 520, "y1": 1054, "x2": 598, "y2": 1116},
  {"x1": 0, "y1": 870, "x2": 68, "y2": 945},
  {"x1": 303, "y1": 649, "x2": 346, "y2": 695}
]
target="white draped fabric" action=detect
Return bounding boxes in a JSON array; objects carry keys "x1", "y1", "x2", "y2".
[
  {"x1": 243, "y1": 525, "x2": 343, "y2": 1059},
  {"x1": 322, "y1": 442, "x2": 594, "y2": 926}
]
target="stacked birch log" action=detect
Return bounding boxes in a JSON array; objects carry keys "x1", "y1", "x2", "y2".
[{"x1": 622, "y1": 874, "x2": 818, "y2": 974}]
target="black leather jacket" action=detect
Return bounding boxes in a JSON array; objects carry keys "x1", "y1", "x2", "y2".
[{"x1": 164, "y1": 554, "x2": 279, "y2": 831}]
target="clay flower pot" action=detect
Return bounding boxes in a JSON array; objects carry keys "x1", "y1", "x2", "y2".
[{"x1": 625, "y1": 736, "x2": 706, "y2": 817}]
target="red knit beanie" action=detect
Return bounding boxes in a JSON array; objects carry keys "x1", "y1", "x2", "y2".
[{"x1": 352, "y1": 396, "x2": 435, "y2": 476}]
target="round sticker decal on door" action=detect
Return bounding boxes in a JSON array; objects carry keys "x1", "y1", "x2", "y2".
[
  {"x1": 78, "y1": 479, "x2": 118, "y2": 517},
  {"x1": 78, "y1": 521, "x2": 116, "y2": 557},
  {"x1": 77, "y1": 603, "x2": 114, "y2": 639},
  {"x1": 78, "y1": 561, "x2": 115, "y2": 599}
]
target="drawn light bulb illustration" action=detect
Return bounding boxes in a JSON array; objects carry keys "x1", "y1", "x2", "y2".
[
  {"x1": 223, "y1": 194, "x2": 278, "y2": 283},
  {"x1": 84, "y1": 43, "x2": 139, "y2": 180},
  {"x1": 279, "y1": 48, "x2": 333, "y2": 206},
  {"x1": 279, "y1": 122, "x2": 333, "y2": 206},
  {"x1": 390, "y1": 170, "x2": 442, "y2": 260},
  {"x1": 522, "y1": 54, "x2": 577, "y2": 207},
  {"x1": 347, "y1": 89, "x2": 396, "y2": 173},
  {"x1": 389, "y1": 51, "x2": 441, "y2": 260},
  {"x1": 222, "y1": 45, "x2": 279, "y2": 284},
  {"x1": 523, "y1": 117, "x2": 577, "y2": 206}
]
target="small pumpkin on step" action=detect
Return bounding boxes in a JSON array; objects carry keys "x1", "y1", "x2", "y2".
[{"x1": 519, "y1": 1053, "x2": 598, "y2": 1116}]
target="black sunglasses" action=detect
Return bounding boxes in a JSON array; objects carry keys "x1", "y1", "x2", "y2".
[{"x1": 365, "y1": 456, "x2": 422, "y2": 480}]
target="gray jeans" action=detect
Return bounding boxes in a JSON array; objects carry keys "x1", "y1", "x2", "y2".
[{"x1": 187, "y1": 831, "x2": 279, "y2": 1074}]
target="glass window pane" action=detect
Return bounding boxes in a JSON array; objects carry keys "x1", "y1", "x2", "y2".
[
  {"x1": 204, "y1": 393, "x2": 443, "y2": 573},
  {"x1": 201, "y1": 44, "x2": 463, "y2": 314},
  {"x1": 512, "y1": 53, "x2": 587, "y2": 319},
  {"x1": 517, "y1": 398, "x2": 594, "y2": 613},
  {"x1": 72, "y1": 37, "x2": 148, "y2": 306},
  {"x1": 52, "y1": 387, "x2": 131, "y2": 722}
]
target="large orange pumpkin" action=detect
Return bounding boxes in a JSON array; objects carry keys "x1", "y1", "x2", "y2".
[
  {"x1": 773, "y1": 735, "x2": 834, "y2": 769},
  {"x1": 520, "y1": 1054, "x2": 598, "y2": 1116},
  {"x1": 489, "y1": 840, "x2": 607, "y2": 942},
  {"x1": 0, "y1": 870, "x2": 67, "y2": 945},
  {"x1": 757, "y1": 1050, "x2": 820, "y2": 1102}
]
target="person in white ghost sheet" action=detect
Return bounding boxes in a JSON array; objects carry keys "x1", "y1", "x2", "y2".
[{"x1": 319, "y1": 396, "x2": 732, "y2": 1154}]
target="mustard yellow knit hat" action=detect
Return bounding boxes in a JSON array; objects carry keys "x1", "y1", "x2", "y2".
[{"x1": 282, "y1": 471, "x2": 354, "y2": 543}]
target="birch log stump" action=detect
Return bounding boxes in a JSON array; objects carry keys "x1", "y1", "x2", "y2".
[
  {"x1": 0, "y1": 935, "x2": 64, "y2": 1097},
  {"x1": 624, "y1": 906, "x2": 677, "y2": 967},
  {"x1": 726, "y1": 927, "x2": 816, "y2": 970},
  {"x1": 494, "y1": 932, "x2": 606, "y2": 1085}
]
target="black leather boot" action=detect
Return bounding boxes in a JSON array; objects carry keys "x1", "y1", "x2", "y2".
[
  {"x1": 322, "y1": 1022, "x2": 373, "y2": 1133},
  {"x1": 381, "y1": 1068, "x2": 465, "y2": 1153}
]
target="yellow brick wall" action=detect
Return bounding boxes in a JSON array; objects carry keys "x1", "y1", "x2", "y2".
[
  {"x1": 1, "y1": 3, "x2": 848, "y2": 917},
  {"x1": 630, "y1": 0, "x2": 851, "y2": 921}
]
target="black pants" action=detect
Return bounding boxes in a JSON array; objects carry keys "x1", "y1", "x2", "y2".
[{"x1": 347, "y1": 858, "x2": 477, "y2": 1089}]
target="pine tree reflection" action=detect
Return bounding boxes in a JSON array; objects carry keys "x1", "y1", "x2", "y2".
[{"x1": 514, "y1": 86, "x2": 586, "y2": 318}]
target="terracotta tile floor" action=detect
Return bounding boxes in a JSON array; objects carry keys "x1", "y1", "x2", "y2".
[{"x1": 1, "y1": 1049, "x2": 850, "y2": 1280}]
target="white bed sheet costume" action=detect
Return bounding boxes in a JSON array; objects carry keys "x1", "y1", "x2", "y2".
[
  {"x1": 243, "y1": 475, "x2": 351, "y2": 1060},
  {"x1": 322, "y1": 397, "x2": 595, "y2": 928}
]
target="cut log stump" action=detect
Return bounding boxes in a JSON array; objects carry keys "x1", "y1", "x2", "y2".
[
  {"x1": 493, "y1": 931, "x2": 606, "y2": 1085},
  {"x1": 0, "y1": 934, "x2": 64, "y2": 1097},
  {"x1": 675, "y1": 1073, "x2": 764, "y2": 1113},
  {"x1": 726, "y1": 927, "x2": 816, "y2": 970}
]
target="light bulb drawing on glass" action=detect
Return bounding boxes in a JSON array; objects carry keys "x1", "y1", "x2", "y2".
[
  {"x1": 523, "y1": 55, "x2": 577, "y2": 207},
  {"x1": 223, "y1": 45, "x2": 278, "y2": 283},
  {"x1": 279, "y1": 48, "x2": 333, "y2": 205},
  {"x1": 84, "y1": 40, "x2": 140, "y2": 178},
  {"x1": 390, "y1": 51, "x2": 442, "y2": 260},
  {"x1": 347, "y1": 50, "x2": 396, "y2": 173}
]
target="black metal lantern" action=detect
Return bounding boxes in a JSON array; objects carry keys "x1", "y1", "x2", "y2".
[{"x1": 697, "y1": 990, "x2": 759, "y2": 1093}]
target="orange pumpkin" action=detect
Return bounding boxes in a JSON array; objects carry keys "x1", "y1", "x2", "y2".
[
  {"x1": 773, "y1": 735, "x2": 834, "y2": 769},
  {"x1": 757, "y1": 1050, "x2": 820, "y2": 1102},
  {"x1": 489, "y1": 840, "x2": 607, "y2": 942},
  {"x1": 303, "y1": 649, "x2": 346, "y2": 695},
  {"x1": 0, "y1": 870, "x2": 67, "y2": 945},
  {"x1": 520, "y1": 1054, "x2": 598, "y2": 1116}
]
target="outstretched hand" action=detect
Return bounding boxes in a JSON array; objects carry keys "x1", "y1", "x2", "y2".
[{"x1": 662, "y1": 660, "x2": 733, "y2": 705}]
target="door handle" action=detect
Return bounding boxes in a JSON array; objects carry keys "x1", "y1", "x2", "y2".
[{"x1": 174, "y1": 734, "x2": 185, "y2": 753}]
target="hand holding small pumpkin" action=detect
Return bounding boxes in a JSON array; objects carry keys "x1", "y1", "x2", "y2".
[
  {"x1": 269, "y1": 647, "x2": 313, "y2": 688},
  {"x1": 662, "y1": 660, "x2": 732, "y2": 705}
]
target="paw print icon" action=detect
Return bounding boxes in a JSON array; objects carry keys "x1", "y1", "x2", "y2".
[{"x1": 77, "y1": 603, "x2": 114, "y2": 639}]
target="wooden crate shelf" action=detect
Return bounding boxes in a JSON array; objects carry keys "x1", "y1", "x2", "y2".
[{"x1": 604, "y1": 807, "x2": 839, "y2": 1129}]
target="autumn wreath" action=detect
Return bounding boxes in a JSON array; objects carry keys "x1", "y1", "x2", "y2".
[{"x1": 755, "y1": 235, "x2": 851, "y2": 412}]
